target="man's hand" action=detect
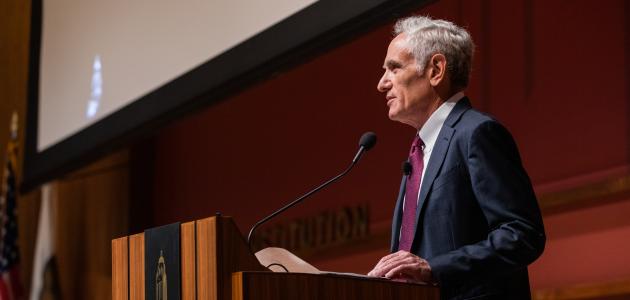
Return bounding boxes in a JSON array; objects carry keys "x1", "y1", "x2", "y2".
[{"x1": 367, "y1": 251, "x2": 434, "y2": 284}]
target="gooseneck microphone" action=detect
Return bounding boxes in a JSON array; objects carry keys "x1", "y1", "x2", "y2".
[
  {"x1": 247, "y1": 132, "x2": 377, "y2": 249},
  {"x1": 352, "y1": 132, "x2": 377, "y2": 163}
]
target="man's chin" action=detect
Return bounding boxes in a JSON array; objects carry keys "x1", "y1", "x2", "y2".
[
  {"x1": 388, "y1": 112, "x2": 405, "y2": 124},
  {"x1": 387, "y1": 110, "x2": 399, "y2": 121},
  {"x1": 388, "y1": 114, "x2": 418, "y2": 129}
]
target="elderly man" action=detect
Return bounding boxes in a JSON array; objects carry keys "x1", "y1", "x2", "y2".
[{"x1": 367, "y1": 16, "x2": 546, "y2": 299}]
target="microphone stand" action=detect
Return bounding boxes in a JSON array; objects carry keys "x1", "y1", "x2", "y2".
[{"x1": 246, "y1": 146, "x2": 366, "y2": 250}]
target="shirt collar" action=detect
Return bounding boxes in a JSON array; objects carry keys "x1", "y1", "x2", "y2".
[{"x1": 418, "y1": 92, "x2": 465, "y2": 153}]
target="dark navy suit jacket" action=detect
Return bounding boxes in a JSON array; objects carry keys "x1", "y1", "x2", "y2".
[{"x1": 390, "y1": 98, "x2": 545, "y2": 300}]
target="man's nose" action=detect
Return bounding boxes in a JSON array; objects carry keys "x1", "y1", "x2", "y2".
[{"x1": 377, "y1": 73, "x2": 390, "y2": 92}]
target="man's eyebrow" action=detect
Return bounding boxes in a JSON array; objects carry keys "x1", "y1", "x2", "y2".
[{"x1": 384, "y1": 60, "x2": 403, "y2": 69}]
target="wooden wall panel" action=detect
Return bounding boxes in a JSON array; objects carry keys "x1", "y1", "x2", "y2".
[{"x1": 54, "y1": 150, "x2": 130, "y2": 300}]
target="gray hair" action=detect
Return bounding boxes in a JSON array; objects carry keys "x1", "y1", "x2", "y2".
[{"x1": 394, "y1": 16, "x2": 475, "y2": 90}]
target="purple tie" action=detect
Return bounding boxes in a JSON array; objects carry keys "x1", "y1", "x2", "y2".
[{"x1": 399, "y1": 136, "x2": 424, "y2": 252}]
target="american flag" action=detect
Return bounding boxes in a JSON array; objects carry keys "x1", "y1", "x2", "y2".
[{"x1": 0, "y1": 137, "x2": 23, "y2": 300}]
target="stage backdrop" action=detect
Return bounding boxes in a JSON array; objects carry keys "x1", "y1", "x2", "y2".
[{"x1": 140, "y1": 0, "x2": 630, "y2": 292}]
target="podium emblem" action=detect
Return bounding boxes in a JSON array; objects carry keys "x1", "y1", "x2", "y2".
[{"x1": 155, "y1": 250, "x2": 168, "y2": 300}]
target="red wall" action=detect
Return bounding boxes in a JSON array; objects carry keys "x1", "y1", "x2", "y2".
[
  {"x1": 144, "y1": 0, "x2": 629, "y2": 290},
  {"x1": 531, "y1": 199, "x2": 630, "y2": 289}
]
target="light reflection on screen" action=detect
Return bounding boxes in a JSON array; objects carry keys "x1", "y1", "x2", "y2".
[{"x1": 86, "y1": 55, "x2": 102, "y2": 119}]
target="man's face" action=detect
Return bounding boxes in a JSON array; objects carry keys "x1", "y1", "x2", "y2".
[{"x1": 377, "y1": 34, "x2": 432, "y2": 129}]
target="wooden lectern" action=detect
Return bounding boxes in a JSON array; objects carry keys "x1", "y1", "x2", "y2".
[{"x1": 112, "y1": 216, "x2": 439, "y2": 300}]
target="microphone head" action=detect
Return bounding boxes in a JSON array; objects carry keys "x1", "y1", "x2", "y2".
[
  {"x1": 402, "y1": 161, "x2": 412, "y2": 175},
  {"x1": 359, "y1": 132, "x2": 377, "y2": 150}
]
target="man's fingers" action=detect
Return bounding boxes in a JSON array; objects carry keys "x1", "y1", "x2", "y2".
[
  {"x1": 367, "y1": 262, "x2": 388, "y2": 277},
  {"x1": 376, "y1": 251, "x2": 413, "y2": 268},
  {"x1": 382, "y1": 254, "x2": 417, "y2": 269},
  {"x1": 368, "y1": 262, "x2": 393, "y2": 277},
  {"x1": 369, "y1": 258, "x2": 402, "y2": 277},
  {"x1": 369, "y1": 253, "x2": 416, "y2": 277},
  {"x1": 384, "y1": 263, "x2": 418, "y2": 279},
  {"x1": 368, "y1": 251, "x2": 423, "y2": 278}
]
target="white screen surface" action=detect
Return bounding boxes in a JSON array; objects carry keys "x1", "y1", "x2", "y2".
[{"x1": 38, "y1": 0, "x2": 317, "y2": 151}]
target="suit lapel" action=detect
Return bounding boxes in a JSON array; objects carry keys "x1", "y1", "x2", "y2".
[
  {"x1": 412, "y1": 98, "x2": 471, "y2": 245},
  {"x1": 415, "y1": 127, "x2": 454, "y2": 218}
]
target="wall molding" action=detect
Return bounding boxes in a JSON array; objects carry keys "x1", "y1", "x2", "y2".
[
  {"x1": 539, "y1": 174, "x2": 630, "y2": 214},
  {"x1": 533, "y1": 278, "x2": 630, "y2": 300}
]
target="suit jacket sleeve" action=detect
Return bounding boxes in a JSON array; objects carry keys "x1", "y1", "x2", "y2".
[{"x1": 427, "y1": 120, "x2": 546, "y2": 285}]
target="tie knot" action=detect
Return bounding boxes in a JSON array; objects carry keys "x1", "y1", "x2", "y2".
[{"x1": 411, "y1": 136, "x2": 424, "y2": 153}]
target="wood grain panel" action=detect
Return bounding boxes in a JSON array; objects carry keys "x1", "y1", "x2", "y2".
[
  {"x1": 196, "y1": 217, "x2": 217, "y2": 300},
  {"x1": 232, "y1": 273, "x2": 243, "y2": 300},
  {"x1": 112, "y1": 236, "x2": 128, "y2": 300},
  {"x1": 196, "y1": 216, "x2": 266, "y2": 300},
  {"x1": 129, "y1": 233, "x2": 145, "y2": 300},
  {"x1": 181, "y1": 221, "x2": 196, "y2": 300}
]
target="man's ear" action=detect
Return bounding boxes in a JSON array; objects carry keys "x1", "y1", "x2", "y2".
[{"x1": 428, "y1": 54, "x2": 447, "y2": 87}]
